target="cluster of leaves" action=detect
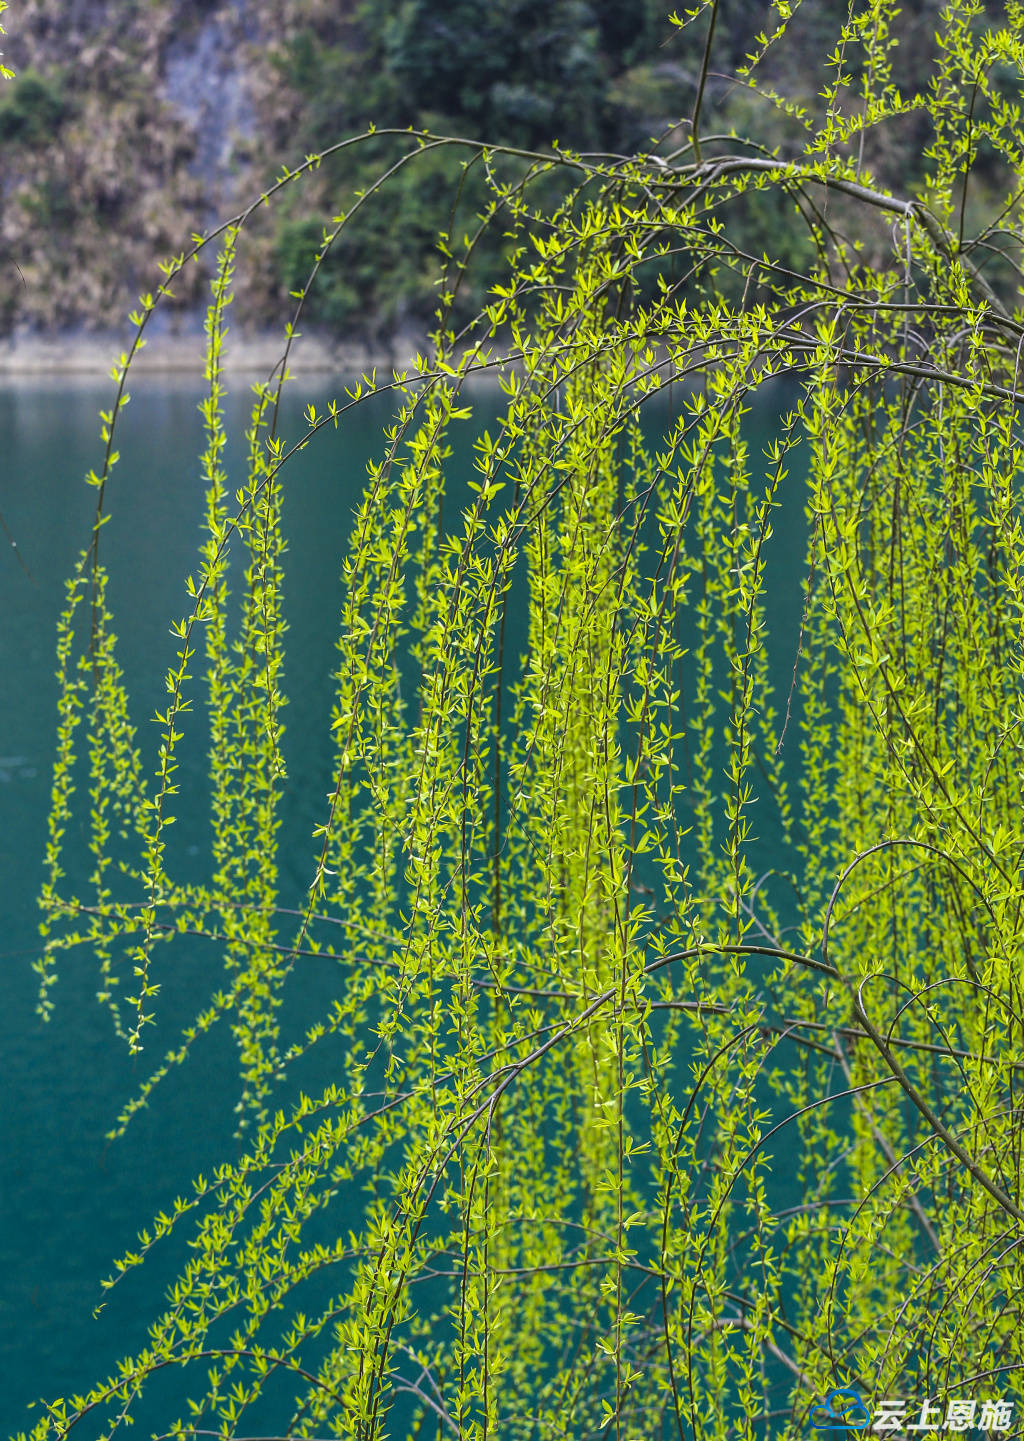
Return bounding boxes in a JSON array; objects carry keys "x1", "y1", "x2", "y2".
[
  {"x1": 0, "y1": 0, "x2": 12, "y2": 82},
  {"x1": 20, "y1": 0, "x2": 1024, "y2": 1438}
]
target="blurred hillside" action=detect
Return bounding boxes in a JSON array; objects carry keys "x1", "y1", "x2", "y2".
[{"x1": 0, "y1": 0, "x2": 999, "y2": 345}]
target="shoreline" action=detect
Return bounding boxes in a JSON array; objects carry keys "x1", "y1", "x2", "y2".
[{"x1": 0, "y1": 324, "x2": 428, "y2": 380}]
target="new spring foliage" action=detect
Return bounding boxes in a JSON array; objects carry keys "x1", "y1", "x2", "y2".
[{"x1": 23, "y1": 0, "x2": 1024, "y2": 1436}]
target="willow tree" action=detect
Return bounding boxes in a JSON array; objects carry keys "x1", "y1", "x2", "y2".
[{"x1": 20, "y1": 0, "x2": 1024, "y2": 1436}]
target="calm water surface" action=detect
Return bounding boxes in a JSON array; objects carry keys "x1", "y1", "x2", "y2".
[{"x1": 0, "y1": 373, "x2": 807, "y2": 1428}]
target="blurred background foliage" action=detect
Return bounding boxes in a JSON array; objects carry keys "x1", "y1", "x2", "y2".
[{"x1": 0, "y1": 0, "x2": 1017, "y2": 340}]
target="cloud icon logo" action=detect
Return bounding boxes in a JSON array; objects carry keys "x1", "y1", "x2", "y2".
[{"x1": 808, "y1": 1388, "x2": 871, "y2": 1431}]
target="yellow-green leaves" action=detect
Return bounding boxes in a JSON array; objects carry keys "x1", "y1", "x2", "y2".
[{"x1": 30, "y1": 21, "x2": 1024, "y2": 1438}]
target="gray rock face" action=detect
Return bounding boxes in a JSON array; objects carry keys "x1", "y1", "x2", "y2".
[
  {"x1": 0, "y1": 0, "x2": 286, "y2": 335},
  {"x1": 161, "y1": 4, "x2": 258, "y2": 194}
]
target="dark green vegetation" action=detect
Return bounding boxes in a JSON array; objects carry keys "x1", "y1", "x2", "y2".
[
  {"x1": 0, "y1": 67, "x2": 67, "y2": 142},
  {"x1": 15, "y1": 0, "x2": 1024, "y2": 1437}
]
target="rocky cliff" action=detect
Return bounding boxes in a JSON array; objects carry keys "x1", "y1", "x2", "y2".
[{"x1": 0, "y1": 0, "x2": 316, "y2": 343}]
